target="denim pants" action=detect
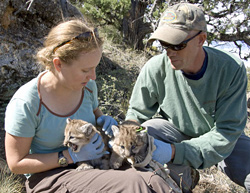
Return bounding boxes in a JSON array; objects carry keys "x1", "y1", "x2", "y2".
[{"x1": 142, "y1": 118, "x2": 250, "y2": 193}]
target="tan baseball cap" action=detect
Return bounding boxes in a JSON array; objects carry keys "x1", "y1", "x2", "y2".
[{"x1": 148, "y1": 3, "x2": 207, "y2": 45}]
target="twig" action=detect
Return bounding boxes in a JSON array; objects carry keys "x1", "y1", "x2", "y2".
[{"x1": 14, "y1": 0, "x2": 35, "y2": 15}]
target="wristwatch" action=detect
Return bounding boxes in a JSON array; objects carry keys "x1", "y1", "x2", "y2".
[{"x1": 58, "y1": 151, "x2": 68, "y2": 167}]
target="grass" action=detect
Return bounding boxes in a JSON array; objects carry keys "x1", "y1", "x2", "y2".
[{"x1": 0, "y1": 158, "x2": 25, "y2": 193}]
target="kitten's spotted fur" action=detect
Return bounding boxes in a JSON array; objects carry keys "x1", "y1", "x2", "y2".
[
  {"x1": 63, "y1": 118, "x2": 110, "y2": 171},
  {"x1": 110, "y1": 120, "x2": 148, "y2": 169}
]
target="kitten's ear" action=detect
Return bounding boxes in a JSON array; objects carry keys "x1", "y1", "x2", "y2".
[
  {"x1": 136, "y1": 126, "x2": 147, "y2": 133},
  {"x1": 66, "y1": 118, "x2": 72, "y2": 124},
  {"x1": 137, "y1": 131, "x2": 148, "y2": 143},
  {"x1": 136, "y1": 126, "x2": 148, "y2": 142},
  {"x1": 111, "y1": 125, "x2": 120, "y2": 137},
  {"x1": 80, "y1": 123, "x2": 93, "y2": 136}
]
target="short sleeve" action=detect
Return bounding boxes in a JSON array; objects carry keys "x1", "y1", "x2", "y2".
[{"x1": 5, "y1": 98, "x2": 38, "y2": 137}]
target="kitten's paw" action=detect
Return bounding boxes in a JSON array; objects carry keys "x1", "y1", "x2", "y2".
[
  {"x1": 76, "y1": 164, "x2": 94, "y2": 171},
  {"x1": 111, "y1": 162, "x2": 122, "y2": 169}
]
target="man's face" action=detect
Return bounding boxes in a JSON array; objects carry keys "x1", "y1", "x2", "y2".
[{"x1": 165, "y1": 31, "x2": 205, "y2": 74}]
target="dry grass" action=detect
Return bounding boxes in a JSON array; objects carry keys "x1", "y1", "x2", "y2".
[
  {"x1": 0, "y1": 158, "x2": 25, "y2": 193},
  {"x1": 193, "y1": 123, "x2": 250, "y2": 193},
  {"x1": 194, "y1": 166, "x2": 247, "y2": 193}
]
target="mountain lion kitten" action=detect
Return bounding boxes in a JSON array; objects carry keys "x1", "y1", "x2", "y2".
[
  {"x1": 64, "y1": 118, "x2": 110, "y2": 171},
  {"x1": 109, "y1": 120, "x2": 148, "y2": 169},
  {"x1": 110, "y1": 120, "x2": 183, "y2": 193}
]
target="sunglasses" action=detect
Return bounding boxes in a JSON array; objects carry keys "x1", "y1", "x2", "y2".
[
  {"x1": 160, "y1": 31, "x2": 202, "y2": 51},
  {"x1": 52, "y1": 28, "x2": 99, "y2": 54}
]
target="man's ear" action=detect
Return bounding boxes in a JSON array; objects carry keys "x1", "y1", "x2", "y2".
[
  {"x1": 53, "y1": 57, "x2": 62, "y2": 72},
  {"x1": 198, "y1": 32, "x2": 207, "y2": 46}
]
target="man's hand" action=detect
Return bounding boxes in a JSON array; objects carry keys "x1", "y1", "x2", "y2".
[{"x1": 152, "y1": 139, "x2": 172, "y2": 165}]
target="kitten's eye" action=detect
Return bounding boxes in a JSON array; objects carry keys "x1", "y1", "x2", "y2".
[
  {"x1": 69, "y1": 136, "x2": 74, "y2": 139},
  {"x1": 120, "y1": 145, "x2": 125, "y2": 149},
  {"x1": 131, "y1": 145, "x2": 136, "y2": 149}
]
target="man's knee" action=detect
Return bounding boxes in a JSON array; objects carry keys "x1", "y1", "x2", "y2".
[{"x1": 142, "y1": 118, "x2": 190, "y2": 143}]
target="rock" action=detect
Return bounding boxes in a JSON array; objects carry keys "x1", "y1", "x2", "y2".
[{"x1": 0, "y1": 0, "x2": 83, "y2": 103}]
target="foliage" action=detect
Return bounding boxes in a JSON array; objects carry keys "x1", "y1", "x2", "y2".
[
  {"x1": 95, "y1": 37, "x2": 150, "y2": 121},
  {"x1": 97, "y1": 74, "x2": 134, "y2": 122},
  {"x1": 71, "y1": 0, "x2": 130, "y2": 30},
  {"x1": 202, "y1": 0, "x2": 250, "y2": 60},
  {"x1": 100, "y1": 24, "x2": 124, "y2": 44}
]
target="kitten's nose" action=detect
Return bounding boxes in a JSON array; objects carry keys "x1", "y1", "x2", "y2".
[
  {"x1": 124, "y1": 150, "x2": 132, "y2": 157},
  {"x1": 125, "y1": 150, "x2": 135, "y2": 157}
]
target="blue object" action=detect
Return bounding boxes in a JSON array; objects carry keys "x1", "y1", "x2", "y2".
[
  {"x1": 152, "y1": 139, "x2": 172, "y2": 165},
  {"x1": 97, "y1": 115, "x2": 118, "y2": 136},
  {"x1": 68, "y1": 133, "x2": 105, "y2": 163}
]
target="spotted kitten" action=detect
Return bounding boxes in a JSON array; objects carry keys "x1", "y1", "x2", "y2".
[
  {"x1": 63, "y1": 118, "x2": 110, "y2": 171},
  {"x1": 109, "y1": 120, "x2": 148, "y2": 169}
]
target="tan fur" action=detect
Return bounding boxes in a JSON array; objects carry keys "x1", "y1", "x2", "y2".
[
  {"x1": 64, "y1": 118, "x2": 110, "y2": 171},
  {"x1": 110, "y1": 120, "x2": 148, "y2": 169}
]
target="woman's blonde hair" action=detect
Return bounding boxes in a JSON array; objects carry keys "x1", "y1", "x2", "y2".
[{"x1": 36, "y1": 19, "x2": 103, "y2": 70}]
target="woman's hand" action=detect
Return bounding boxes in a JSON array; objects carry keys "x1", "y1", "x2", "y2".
[
  {"x1": 68, "y1": 133, "x2": 106, "y2": 163},
  {"x1": 97, "y1": 115, "x2": 118, "y2": 136}
]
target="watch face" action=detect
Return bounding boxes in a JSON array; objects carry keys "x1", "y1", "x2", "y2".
[{"x1": 59, "y1": 157, "x2": 68, "y2": 167}]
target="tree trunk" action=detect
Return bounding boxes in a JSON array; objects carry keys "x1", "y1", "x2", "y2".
[{"x1": 123, "y1": 0, "x2": 152, "y2": 50}]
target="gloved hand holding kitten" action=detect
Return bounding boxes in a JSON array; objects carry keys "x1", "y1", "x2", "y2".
[
  {"x1": 152, "y1": 139, "x2": 172, "y2": 165},
  {"x1": 97, "y1": 115, "x2": 118, "y2": 136},
  {"x1": 68, "y1": 133, "x2": 106, "y2": 163}
]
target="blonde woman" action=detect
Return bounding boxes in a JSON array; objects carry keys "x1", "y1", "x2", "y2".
[{"x1": 5, "y1": 19, "x2": 171, "y2": 192}]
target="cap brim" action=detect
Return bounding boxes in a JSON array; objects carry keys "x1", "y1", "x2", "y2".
[{"x1": 148, "y1": 26, "x2": 189, "y2": 45}]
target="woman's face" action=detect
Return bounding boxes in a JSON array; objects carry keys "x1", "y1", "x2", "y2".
[{"x1": 58, "y1": 48, "x2": 102, "y2": 91}]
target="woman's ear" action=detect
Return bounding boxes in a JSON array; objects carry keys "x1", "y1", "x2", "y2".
[{"x1": 53, "y1": 57, "x2": 62, "y2": 72}]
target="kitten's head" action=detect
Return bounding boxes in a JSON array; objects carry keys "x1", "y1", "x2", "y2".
[
  {"x1": 111, "y1": 120, "x2": 148, "y2": 163},
  {"x1": 63, "y1": 118, "x2": 96, "y2": 152}
]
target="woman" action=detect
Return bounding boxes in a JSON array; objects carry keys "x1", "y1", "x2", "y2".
[{"x1": 5, "y1": 19, "x2": 171, "y2": 192}]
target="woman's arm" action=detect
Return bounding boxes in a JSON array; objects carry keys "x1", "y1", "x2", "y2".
[
  {"x1": 93, "y1": 107, "x2": 103, "y2": 119},
  {"x1": 5, "y1": 132, "x2": 73, "y2": 174}
]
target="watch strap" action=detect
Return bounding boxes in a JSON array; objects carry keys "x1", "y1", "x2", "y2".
[{"x1": 58, "y1": 151, "x2": 68, "y2": 167}]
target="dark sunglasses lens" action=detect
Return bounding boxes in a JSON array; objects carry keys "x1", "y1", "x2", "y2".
[
  {"x1": 172, "y1": 43, "x2": 187, "y2": 51},
  {"x1": 75, "y1": 28, "x2": 99, "y2": 40},
  {"x1": 94, "y1": 28, "x2": 99, "y2": 36},
  {"x1": 161, "y1": 43, "x2": 186, "y2": 51},
  {"x1": 76, "y1": 31, "x2": 92, "y2": 39}
]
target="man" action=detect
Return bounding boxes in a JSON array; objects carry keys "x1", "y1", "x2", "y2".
[{"x1": 126, "y1": 2, "x2": 250, "y2": 192}]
